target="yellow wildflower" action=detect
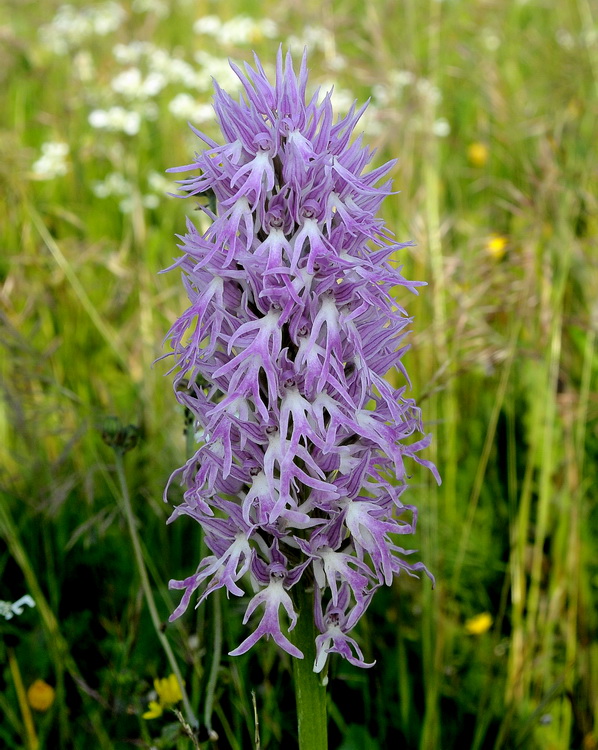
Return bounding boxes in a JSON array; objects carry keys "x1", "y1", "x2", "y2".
[
  {"x1": 485, "y1": 234, "x2": 508, "y2": 260},
  {"x1": 142, "y1": 700, "x2": 164, "y2": 720},
  {"x1": 142, "y1": 674, "x2": 183, "y2": 720},
  {"x1": 467, "y1": 142, "x2": 489, "y2": 167},
  {"x1": 155, "y1": 674, "x2": 183, "y2": 705},
  {"x1": 27, "y1": 679, "x2": 55, "y2": 712},
  {"x1": 465, "y1": 612, "x2": 493, "y2": 635}
]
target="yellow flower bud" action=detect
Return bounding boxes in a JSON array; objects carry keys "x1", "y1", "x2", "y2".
[
  {"x1": 154, "y1": 673, "x2": 183, "y2": 706},
  {"x1": 486, "y1": 234, "x2": 508, "y2": 260},
  {"x1": 142, "y1": 700, "x2": 164, "y2": 720},
  {"x1": 27, "y1": 680, "x2": 55, "y2": 712},
  {"x1": 467, "y1": 142, "x2": 489, "y2": 167},
  {"x1": 465, "y1": 612, "x2": 493, "y2": 635}
]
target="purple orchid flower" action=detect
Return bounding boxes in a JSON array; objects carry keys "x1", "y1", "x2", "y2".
[{"x1": 164, "y1": 49, "x2": 439, "y2": 670}]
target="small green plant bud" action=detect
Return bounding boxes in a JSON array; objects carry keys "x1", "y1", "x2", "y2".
[{"x1": 101, "y1": 417, "x2": 140, "y2": 454}]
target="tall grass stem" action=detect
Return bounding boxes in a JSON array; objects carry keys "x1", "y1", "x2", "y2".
[
  {"x1": 7, "y1": 649, "x2": 38, "y2": 750},
  {"x1": 113, "y1": 450, "x2": 197, "y2": 729}
]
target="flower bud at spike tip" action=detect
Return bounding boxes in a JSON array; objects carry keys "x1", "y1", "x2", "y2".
[
  {"x1": 163, "y1": 49, "x2": 439, "y2": 671},
  {"x1": 100, "y1": 417, "x2": 140, "y2": 454}
]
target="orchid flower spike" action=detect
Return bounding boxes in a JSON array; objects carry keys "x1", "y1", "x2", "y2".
[{"x1": 164, "y1": 49, "x2": 439, "y2": 671}]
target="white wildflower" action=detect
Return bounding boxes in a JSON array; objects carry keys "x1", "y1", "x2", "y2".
[
  {"x1": 119, "y1": 197, "x2": 134, "y2": 214},
  {"x1": 432, "y1": 118, "x2": 451, "y2": 137},
  {"x1": 142, "y1": 194, "x2": 160, "y2": 209},
  {"x1": 327, "y1": 54, "x2": 347, "y2": 72},
  {"x1": 141, "y1": 71, "x2": 167, "y2": 97},
  {"x1": 93, "y1": 2, "x2": 127, "y2": 35},
  {"x1": 481, "y1": 28, "x2": 501, "y2": 51},
  {"x1": 555, "y1": 29, "x2": 575, "y2": 50},
  {"x1": 168, "y1": 93, "x2": 212, "y2": 122},
  {"x1": 194, "y1": 52, "x2": 242, "y2": 91},
  {"x1": 316, "y1": 82, "x2": 355, "y2": 115},
  {"x1": 416, "y1": 78, "x2": 442, "y2": 106},
  {"x1": 1, "y1": 595, "x2": 35, "y2": 620},
  {"x1": 583, "y1": 27, "x2": 598, "y2": 46},
  {"x1": 300, "y1": 25, "x2": 334, "y2": 49},
  {"x1": 371, "y1": 84, "x2": 390, "y2": 107},
  {"x1": 31, "y1": 142, "x2": 70, "y2": 180},
  {"x1": 362, "y1": 115, "x2": 383, "y2": 137},
  {"x1": 141, "y1": 101, "x2": 159, "y2": 120},
  {"x1": 39, "y1": 2, "x2": 126, "y2": 54},
  {"x1": 111, "y1": 68, "x2": 143, "y2": 97},
  {"x1": 148, "y1": 171, "x2": 172, "y2": 194},
  {"x1": 133, "y1": 0, "x2": 169, "y2": 17},
  {"x1": 193, "y1": 12, "x2": 278, "y2": 44},
  {"x1": 111, "y1": 68, "x2": 167, "y2": 100},
  {"x1": 193, "y1": 14, "x2": 222, "y2": 35},
  {"x1": 73, "y1": 50, "x2": 95, "y2": 82},
  {"x1": 390, "y1": 70, "x2": 416, "y2": 88},
  {"x1": 92, "y1": 172, "x2": 131, "y2": 198},
  {"x1": 150, "y1": 51, "x2": 201, "y2": 89},
  {"x1": 113, "y1": 41, "x2": 153, "y2": 65},
  {"x1": 89, "y1": 107, "x2": 141, "y2": 135}
]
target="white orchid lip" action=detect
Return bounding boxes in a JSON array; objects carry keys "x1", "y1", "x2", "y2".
[{"x1": 164, "y1": 49, "x2": 438, "y2": 669}]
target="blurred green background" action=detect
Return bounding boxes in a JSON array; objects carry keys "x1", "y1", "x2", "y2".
[{"x1": 1, "y1": 0, "x2": 597, "y2": 748}]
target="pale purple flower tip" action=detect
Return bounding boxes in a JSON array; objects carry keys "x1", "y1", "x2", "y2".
[{"x1": 163, "y1": 49, "x2": 439, "y2": 670}]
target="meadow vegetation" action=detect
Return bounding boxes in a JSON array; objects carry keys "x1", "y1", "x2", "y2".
[{"x1": 1, "y1": 0, "x2": 597, "y2": 748}]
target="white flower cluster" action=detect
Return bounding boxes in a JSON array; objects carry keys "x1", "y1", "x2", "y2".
[
  {"x1": 112, "y1": 42, "x2": 212, "y2": 92},
  {"x1": 132, "y1": 0, "x2": 169, "y2": 17},
  {"x1": 315, "y1": 80, "x2": 356, "y2": 116},
  {"x1": 95, "y1": 42, "x2": 228, "y2": 132},
  {"x1": 38, "y1": 2, "x2": 126, "y2": 55},
  {"x1": 1, "y1": 595, "x2": 35, "y2": 620},
  {"x1": 432, "y1": 118, "x2": 451, "y2": 137},
  {"x1": 193, "y1": 14, "x2": 278, "y2": 45},
  {"x1": 89, "y1": 107, "x2": 142, "y2": 135},
  {"x1": 111, "y1": 68, "x2": 168, "y2": 100},
  {"x1": 113, "y1": 41, "x2": 156, "y2": 65},
  {"x1": 73, "y1": 50, "x2": 95, "y2": 82},
  {"x1": 31, "y1": 142, "x2": 70, "y2": 180},
  {"x1": 286, "y1": 25, "x2": 346, "y2": 71},
  {"x1": 370, "y1": 71, "x2": 442, "y2": 111},
  {"x1": 91, "y1": 171, "x2": 131, "y2": 199},
  {"x1": 193, "y1": 51, "x2": 245, "y2": 92},
  {"x1": 368, "y1": 70, "x2": 450, "y2": 138},
  {"x1": 416, "y1": 78, "x2": 443, "y2": 107},
  {"x1": 168, "y1": 94, "x2": 213, "y2": 122},
  {"x1": 92, "y1": 170, "x2": 170, "y2": 213},
  {"x1": 147, "y1": 171, "x2": 171, "y2": 195},
  {"x1": 371, "y1": 70, "x2": 416, "y2": 107}
]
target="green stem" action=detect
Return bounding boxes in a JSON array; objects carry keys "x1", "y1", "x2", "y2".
[
  {"x1": 203, "y1": 589, "x2": 222, "y2": 737},
  {"x1": 113, "y1": 450, "x2": 198, "y2": 729},
  {"x1": 291, "y1": 587, "x2": 328, "y2": 750}
]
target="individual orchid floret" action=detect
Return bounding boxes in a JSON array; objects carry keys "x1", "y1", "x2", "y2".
[
  {"x1": 313, "y1": 583, "x2": 377, "y2": 673},
  {"x1": 229, "y1": 545, "x2": 308, "y2": 659},
  {"x1": 163, "y1": 48, "x2": 439, "y2": 669}
]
